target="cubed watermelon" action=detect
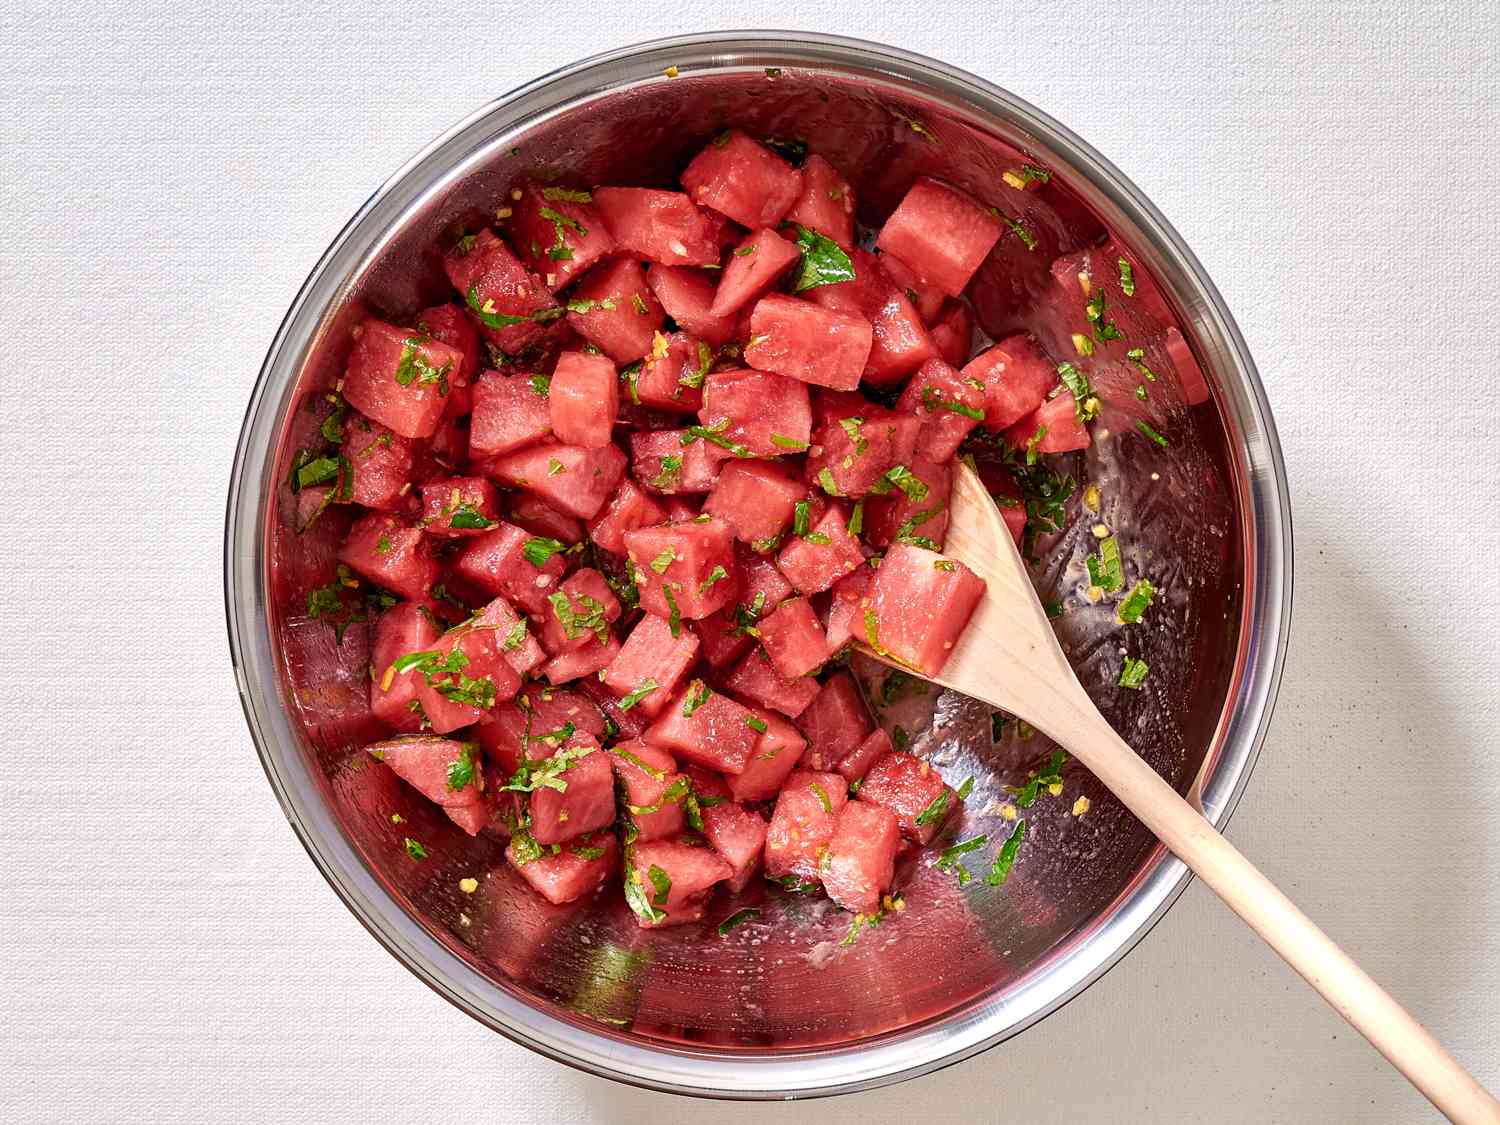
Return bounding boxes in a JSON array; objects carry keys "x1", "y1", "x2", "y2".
[
  {"x1": 1004, "y1": 391, "x2": 1091, "y2": 454},
  {"x1": 838, "y1": 726, "x2": 893, "y2": 783},
  {"x1": 807, "y1": 248, "x2": 936, "y2": 386},
  {"x1": 709, "y1": 227, "x2": 801, "y2": 317},
  {"x1": 738, "y1": 544, "x2": 796, "y2": 610},
  {"x1": 442, "y1": 228, "x2": 559, "y2": 352},
  {"x1": 702, "y1": 460, "x2": 805, "y2": 547},
  {"x1": 776, "y1": 506, "x2": 864, "y2": 595},
  {"x1": 754, "y1": 597, "x2": 828, "y2": 679},
  {"x1": 928, "y1": 298, "x2": 975, "y2": 367},
  {"x1": 645, "y1": 680, "x2": 760, "y2": 774},
  {"x1": 410, "y1": 614, "x2": 523, "y2": 734},
  {"x1": 744, "y1": 294, "x2": 873, "y2": 392},
  {"x1": 623, "y1": 516, "x2": 738, "y2": 622},
  {"x1": 506, "y1": 830, "x2": 618, "y2": 905},
  {"x1": 450, "y1": 520, "x2": 565, "y2": 615},
  {"x1": 646, "y1": 265, "x2": 739, "y2": 346},
  {"x1": 783, "y1": 153, "x2": 855, "y2": 249},
  {"x1": 367, "y1": 735, "x2": 489, "y2": 835},
  {"x1": 538, "y1": 568, "x2": 622, "y2": 655},
  {"x1": 764, "y1": 769, "x2": 849, "y2": 882},
  {"x1": 660, "y1": 495, "x2": 701, "y2": 522},
  {"x1": 482, "y1": 440, "x2": 627, "y2": 519},
  {"x1": 468, "y1": 369, "x2": 553, "y2": 459},
  {"x1": 541, "y1": 631, "x2": 621, "y2": 685},
  {"x1": 805, "y1": 405, "x2": 922, "y2": 498},
  {"x1": 822, "y1": 801, "x2": 901, "y2": 915},
  {"x1": 468, "y1": 594, "x2": 546, "y2": 679},
  {"x1": 341, "y1": 412, "x2": 414, "y2": 512},
  {"x1": 629, "y1": 429, "x2": 723, "y2": 495},
  {"x1": 510, "y1": 182, "x2": 617, "y2": 292},
  {"x1": 874, "y1": 176, "x2": 1004, "y2": 296},
  {"x1": 592, "y1": 188, "x2": 722, "y2": 266},
  {"x1": 875, "y1": 250, "x2": 946, "y2": 323},
  {"x1": 823, "y1": 565, "x2": 874, "y2": 654},
  {"x1": 680, "y1": 130, "x2": 803, "y2": 228},
  {"x1": 896, "y1": 358, "x2": 985, "y2": 462},
  {"x1": 697, "y1": 366, "x2": 813, "y2": 458},
  {"x1": 416, "y1": 303, "x2": 482, "y2": 418},
  {"x1": 418, "y1": 475, "x2": 502, "y2": 538},
  {"x1": 963, "y1": 334, "x2": 1057, "y2": 430},
  {"x1": 602, "y1": 612, "x2": 701, "y2": 719},
  {"x1": 341, "y1": 319, "x2": 462, "y2": 440},
  {"x1": 795, "y1": 670, "x2": 875, "y2": 772},
  {"x1": 369, "y1": 601, "x2": 442, "y2": 731},
  {"x1": 548, "y1": 351, "x2": 618, "y2": 449},
  {"x1": 633, "y1": 332, "x2": 711, "y2": 414},
  {"x1": 476, "y1": 687, "x2": 606, "y2": 776},
  {"x1": 609, "y1": 739, "x2": 688, "y2": 841},
  {"x1": 723, "y1": 710, "x2": 808, "y2": 802},
  {"x1": 1164, "y1": 326, "x2": 1210, "y2": 406},
  {"x1": 862, "y1": 456, "x2": 952, "y2": 550},
  {"x1": 689, "y1": 608, "x2": 754, "y2": 672},
  {"x1": 338, "y1": 512, "x2": 438, "y2": 599},
  {"x1": 587, "y1": 478, "x2": 667, "y2": 555},
  {"x1": 700, "y1": 801, "x2": 769, "y2": 892},
  {"x1": 525, "y1": 736, "x2": 617, "y2": 845},
  {"x1": 857, "y1": 751, "x2": 957, "y2": 844},
  {"x1": 507, "y1": 492, "x2": 584, "y2": 545},
  {"x1": 864, "y1": 542, "x2": 985, "y2": 676},
  {"x1": 565, "y1": 258, "x2": 664, "y2": 363},
  {"x1": 626, "y1": 839, "x2": 733, "y2": 928},
  {"x1": 723, "y1": 648, "x2": 821, "y2": 718}
]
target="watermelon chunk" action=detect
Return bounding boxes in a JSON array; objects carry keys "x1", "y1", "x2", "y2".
[
  {"x1": 626, "y1": 839, "x2": 733, "y2": 928},
  {"x1": 482, "y1": 440, "x2": 627, "y2": 519},
  {"x1": 680, "y1": 130, "x2": 803, "y2": 228},
  {"x1": 623, "y1": 516, "x2": 738, "y2": 622},
  {"x1": 507, "y1": 830, "x2": 618, "y2": 905},
  {"x1": 862, "y1": 456, "x2": 951, "y2": 550},
  {"x1": 341, "y1": 412, "x2": 414, "y2": 512},
  {"x1": 537, "y1": 567, "x2": 622, "y2": 655},
  {"x1": 507, "y1": 492, "x2": 584, "y2": 545},
  {"x1": 875, "y1": 176, "x2": 1004, "y2": 296},
  {"x1": 723, "y1": 710, "x2": 808, "y2": 802},
  {"x1": 418, "y1": 475, "x2": 502, "y2": 538},
  {"x1": 410, "y1": 613, "x2": 523, "y2": 734},
  {"x1": 510, "y1": 182, "x2": 616, "y2": 292},
  {"x1": 476, "y1": 687, "x2": 605, "y2": 776},
  {"x1": 795, "y1": 670, "x2": 875, "y2": 772},
  {"x1": 565, "y1": 258, "x2": 664, "y2": 363},
  {"x1": 1005, "y1": 392, "x2": 1091, "y2": 454},
  {"x1": 744, "y1": 294, "x2": 872, "y2": 392},
  {"x1": 864, "y1": 542, "x2": 985, "y2": 676},
  {"x1": 702, "y1": 460, "x2": 806, "y2": 547},
  {"x1": 338, "y1": 512, "x2": 437, "y2": 600},
  {"x1": 468, "y1": 369, "x2": 553, "y2": 459},
  {"x1": 697, "y1": 366, "x2": 813, "y2": 458},
  {"x1": 709, "y1": 227, "x2": 801, "y2": 317},
  {"x1": 525, "y1": 736, "x2": 617, "y2": 845},
  {"x1": 341, "y1": 319, "x2": 461, "y2": 440},
  {"x1": 442, "y1": 228, "x2": 559, "y2": 353},
  {"x1": 593, "y1": 187, "x2": 722, "y2": 266},
  {"x1": 469, "y1": 594, "x2": 546, "y2": 679},
  {"x1": 541, "y1": 631, "x2": 620, "y2": 685},
  {"x1": 367, "y1": 735, "x2": 489, "y2": 835},
  {"x1": 645, "y1": 681, "x2": 759, "y2": 773},
  {"x1": 1164, "y1": 326, "x2": 1210, "y2": 406},
  {"x1": 875, "y1": 250, "x2": 946, "y2": 323},
  {"x1": 754, "y1": 597, "x2": 828, "y2": 679},
  {"x1": 723, "y1": 648, "x2": 821, "y2": 718},
  {"x1": 700, "y1": 801, "x2": 769, "y2": 892},
  {"x1": 807, "y1": 248, "x2": 936, "y2": 386},
  {"x1": 646, "y1": 265, "x2": 738, "y2": 346},
  {"x1": 783, "y1": 153, "x2": 855, "y2": 249},
  {"x1": 549, "y1": 351, "x2": 618, "y2": 449},
  {"x1": 602, "y1": 613, "x2": 701, "y2": 719},
  {"x1": 838, "y1": 726, "x2": 893, "y2": 783},
  {"x1": 633, "y1": 331, "x2": 711, "y2": 414},
  {"x1": 764, "y1": 769, "x2": 849, "y2": 882},
  {"x1": 610, "y1": 739, "x2": 688, "y2": 841},
  {"x1": 857, "y1": 751, "x2": 958, "y2": 844},
  {"x1": 416, "y1": 303, "x2": 481, "y2": 418},
  {"x1": 823, "y1": 565, "x2": 874, "y2": 654},
  {"x1": 776, "y1": 506, "x2": 864, "y2": 595},
  {"x1": 629, "y1": 429, "x2": 723, "y2": 495},
  {"x1": 805, "y1": 405, "x2": 921, "y2": 498},
  {"x1": 369, "y1": 601, "x2": 442, "y2": 731},
  {"x1": 737, "y1": 544, "x2": 796, "y2": 610},
  {"x1": 963, "y1": 334, "x2": 1057, "y2": 431},
  {"x1": 928, "y1": 298, "x2": 975, "y2": 368},
  {"x1": 587, "y1": 478, "x2": 667, "y2": 555},
  {"x1": 450, "y1": 520, "x2": 565, "y2": 615},
  {"x1": 822, "y1": 801, "x2": 901, "y2": 915},
  {"x1": 896, "y1": 358, "x2": 985, "y2": 462},
  {"x1": 689, "y1": 608, "x2": 754, "y2": 672}
]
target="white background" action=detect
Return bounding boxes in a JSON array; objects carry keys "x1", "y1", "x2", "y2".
[{"x1": 3, "y1": 2, "x2": 1497, "y2": 1122}]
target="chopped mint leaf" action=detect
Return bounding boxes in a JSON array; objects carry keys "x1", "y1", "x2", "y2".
[
  {"x1": 1117, "y1": 578, "x2": 1155, "y2": 624},
  {"x1": 793, "y1": 500, "x2": 811, "y2": 538},
  {"x1": 650, "y1": 548, "x2": 676, "y2": 574},
  {"x1": 769, "y1": 433, "x2": 808, "y2": 451},
  {"x1": 871, "y1": 464, "x2": 928, "y2": 501},
  {"x1": 523, "y1": 537, "x2": 567, "y2": 567},
  {"x1": 1006, "y1": 750, "x2": 1067, "y2": 808},
  {"x1": 1056, "y1": 362, "x2": 1100, "y2": 424},
  {"x1": 1136, "y1": 420, "x2": 1169, "y2": 447},
  {"x1": 1119, "y1": 656, "x2": 1149, "y2": 689},
  {"x1": 914, "y1": 788, "x2": 951, "y2": 828},
  {"x1": 403, "y1": 837, "x2": 429, "y2": 861},
  {"x1": 682, "y1": 679, "x2": 710, "y2": 717},
  {"x1": 449, "y1": 503, "x2": 496, "y2": 530},
  {"x1": 921, "y1": 386, "x2": 985, "y2": 420},
  {"x1": 808, "y1": 782, "x2": 832, "y2": 813},
  {"x1": 745, "y1": 715, "x2": 768, "y2": 734},
  {"x1": 446, "y1": 742, "x2": 478, "y2": 791},
  {"x1": 717, "y1": 907, "x2": 760, "y2": 935},
  {"x1": 986, "y1": 819, "x2": 1026, "y2": 885},
  {"x1": 1117, "y1": 257, "x2": 1136, "y2": 297},
  {"x1": 788, "y1": 223, "x2": 857, "y2": 292},
  {"x1": 697, "y1": 565, "x2": 729, "y2": 595},
  {"x1": 541, "y1": 186, "x2": 592, "y2": 203},
  {"x1": 1087, "y1": 536, "x2": 1124, "y2": 592},
  {"x1": 1126, "y1": 347, "x2": 1158, "y2": 382},
  {"x1": 618, "y1": 678, "x2": 659, "y2": 712}
]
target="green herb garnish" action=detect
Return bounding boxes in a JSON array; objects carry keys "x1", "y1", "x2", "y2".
[
  {"x1": 1117, "y1": 578, "x2": 1155, "y2": 624},
  {"x1": 986, "y1": 820, "x2": 1026, "y2": 886},
  {"x1": 1087, "y1": 536, "x2": 1124, "y2": 593},
  {"x1": 523, "y1": 537, "x2": 566, "y2": 566},
  {"x1": 1117, "y1": 257, "x2": 1136, "y2": 297},
  {"x1": 1119, "y1": 656, "x2": 1149, "y2": 689},
  {"x1": 788, "y1": 223, "x2": 856, "y2": 292},
  {"x1": 682, "y1": 679, "x2": 710, "y2": 717},
  {"x1": 618, "y1": 678, "x2": 659, "y2": 711},
  {"x1": 1136, "y1": 420, "x2": 1169, "y2": 447},
  {"x1": 446, "y1": 742, "x2": 478, "y2": 791},
  {"x1": 449, "y1": 503, "x2": 496, "y2": 530},
  {"x1": 717, "y1": 907, "x2": 760, "y2": 936}
]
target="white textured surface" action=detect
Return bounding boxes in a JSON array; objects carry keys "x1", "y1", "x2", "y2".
[{"x1": 3, "y1": 2, "x2": 1498, "y2": 1121}]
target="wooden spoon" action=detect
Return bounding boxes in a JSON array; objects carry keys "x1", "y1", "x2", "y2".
[{"x1": 856, "y1": 462, "x2": 1500, "y2": 1123}]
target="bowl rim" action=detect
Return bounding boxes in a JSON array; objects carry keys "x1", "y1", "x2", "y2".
[{"x1": 224, "y1": 29, "x2": 1293, "y2": 1099}]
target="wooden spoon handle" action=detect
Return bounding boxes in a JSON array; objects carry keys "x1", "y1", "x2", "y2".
[{"x1": 1059, "y1": 705, "x2": 1500, "y2": 1123}]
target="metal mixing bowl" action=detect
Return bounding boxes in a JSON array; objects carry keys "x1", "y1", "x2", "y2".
[{"x1": 224, "y1": 31, "x2": 1291, "y2": 1098}]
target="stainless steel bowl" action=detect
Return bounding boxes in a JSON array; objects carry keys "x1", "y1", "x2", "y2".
[{"x1": 225, "y1": 31, "x2": 1291, "y2": 1098}]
